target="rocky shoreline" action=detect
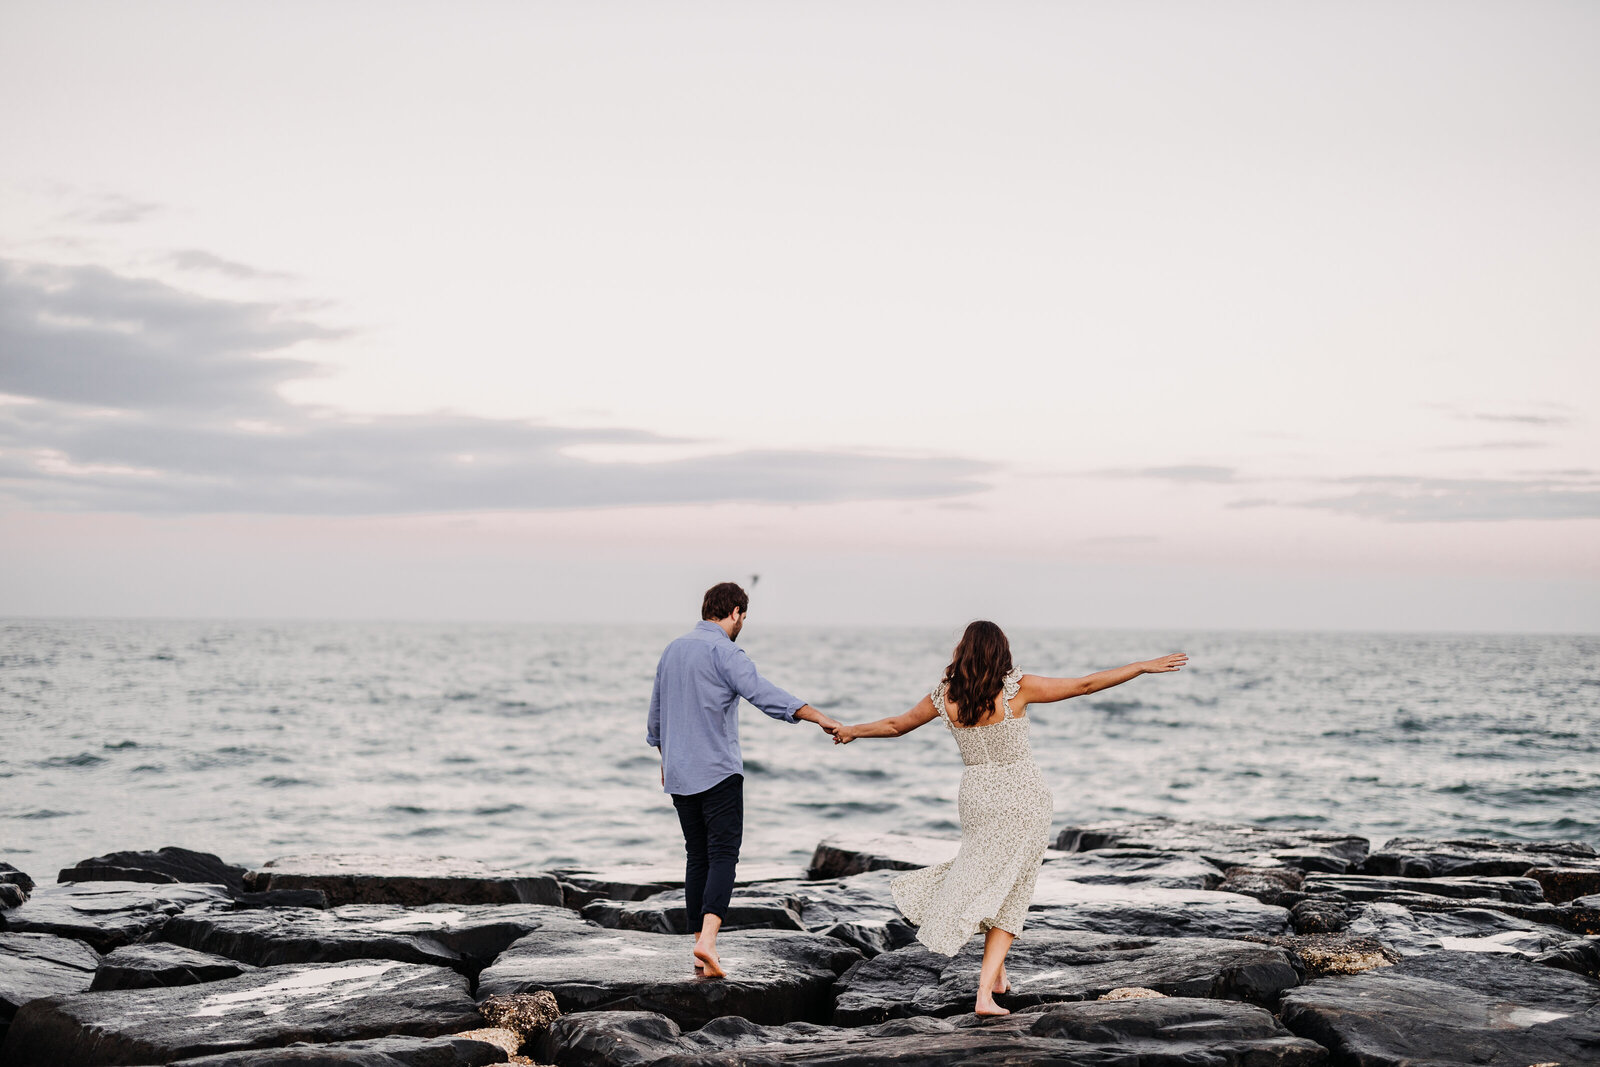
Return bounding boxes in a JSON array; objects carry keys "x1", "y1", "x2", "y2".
[{"x1": 2, "y1": 822, "x2": 1598, "y2": 1066}]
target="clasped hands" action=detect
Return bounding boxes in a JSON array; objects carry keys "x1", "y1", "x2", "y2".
[{"x1": 798, "y1": 705, "x2": 857, "y2": 745}]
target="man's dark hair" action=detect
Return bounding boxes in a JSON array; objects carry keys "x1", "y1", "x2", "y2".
[{"x1": 701, "y1": 582, "x2": 749, "y2": 621}]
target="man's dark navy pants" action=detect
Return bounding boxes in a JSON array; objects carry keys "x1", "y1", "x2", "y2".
[{"x1": 671, "y1": 772, "x2": 743, "y2": 930}]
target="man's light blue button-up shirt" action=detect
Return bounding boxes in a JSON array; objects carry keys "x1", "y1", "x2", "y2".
[{"x1": 647, "y1": 620, "x2": 805, "y2": 796}]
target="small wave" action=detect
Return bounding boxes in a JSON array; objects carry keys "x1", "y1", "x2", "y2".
[
  {"x1": 130, "y1": 764, "x2": 165, "y2": 773},
  {"x1": 387, "y1": 804, "x2": 431, "y2": 815},
  {"x1": 33, "y1": 752, "x2": 107, "y2": 768},
  {"x1": 103, "y1": 740, "x2": 139, "y2": 750},
  {"x1": 1089, "y1": 699, "x2": 1148, "y2": 713},
  {"x1": 257, "y1": 775, "x2": 311, "y2": 788},
  {"x1": 17, "y1": 809, "x2": 74, "y2": 820},
  {"x1": 406, "y1": 826, "x2": 452, "y2": 837},
  {"x1": 472, "y1": 804, "x2": 525, "y2": 816},
  {"x1": 441, "y1": 755, "x2": 478, "y2": 765},
  {"x1": 150, "y1": 652, "x2": 177, "y2": 661}
]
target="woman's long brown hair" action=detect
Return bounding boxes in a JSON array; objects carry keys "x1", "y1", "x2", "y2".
[{"x1": 943, "y1": 620, "x2": 1013, "y2": 726}]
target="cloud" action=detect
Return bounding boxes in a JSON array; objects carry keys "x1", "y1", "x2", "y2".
[
  {"x1": 166, "y1": 250, "x2": 296, "y2": 281},
  {"x1": 1102, "y1": 465, "x2": 1238, "y2": 483},
  {"x1": 1430, "y1": 440, "x2": 1550, "y2": 451},
  {"x1": 0, "y1": 260, "x2": 335, "y2": 412},
  {"x1": 0, "y1": 258, "x2": 991, "y2": 514},
  {"x1": 64, "y1": 193, "x2": 162, "y2": 226},
  {"x1": 1301, "y1": 475, "x2": 1600, "y2": 522},
  {"x1": 1465, "y1": 412, "x2": 1572, "y2": 426}
]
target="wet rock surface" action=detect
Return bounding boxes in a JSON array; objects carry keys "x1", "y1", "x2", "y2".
[
  {"x1": 1359, "y1": 835, "x2": 1600, "y2": 878},
  {"x1": 807, "y1": 833, "x2": 961, "y2": 879},
  {"x1": 91, "y1": 941, "x2": 255, "y2": 990},
  {"x1": 0, "y1": 864, "x2": 34, "y2": 910},
  {"x1": 163, "y1": 902, "x2": 588, "y2": 977},
  {"x1": 1028, "y1": 877, "x2": 1292, "y2": 940},
  {"x1": 0, "y1": 881, "x2": 232, "y2": 951},
  {"x1": 540, "y1": 997, "x2": 1327, "y2": 1067},
  {"x1": 0, "y1": 959, "x2": 483, "y2": 1066},
  {"x1": 1346, "y1": 900, "x2": 1591, "y2": 961},
  {"x1": 59, "y1": 846, "x2": 251, "y2": 895},
  {"x1": 168, "y1": 1034, "x2": 511, "y2": 1066},
  {"x1": 1279, "y1": 949, "x2": 1600, "y2": 1067},
  {"x1": 750, "y1": 871, "x2": 917, "y2": 957},
  {"x1": 583, "y1": 890, "x2": 804, "y2": 935},
  {"x1": 553, "y1": 863, "x2": 802, "y2": 910},
  {"x1": 832, "y1": 930, "x2": 1302, "y2": 1024},
  {"x1": 246, "y1": 855, "x2": 563, "y2": 908},
  {"x1": 0, "y1": 932, "x2": 99, "y2": 1039},
  {"x1": 479, "y1": 927, "x2": 862, "y2": 1030},
  {"x1": 1054, "y1": 817, "x2": 1370, "y2": 873},
  {"x1": 1301, "y1": 871, "x2": 1546, "y2": 904},
  {"x1": 1527, "y1": 865, "x2": 1600, "y2": 904}
]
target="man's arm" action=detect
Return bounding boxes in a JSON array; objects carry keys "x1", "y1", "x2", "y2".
[
  {"x1": 646, "y1": 663, "x2": 663, "y2": 748},
  {"x1": 717, "y1": 645, "x2": 840, "y2": 733}
]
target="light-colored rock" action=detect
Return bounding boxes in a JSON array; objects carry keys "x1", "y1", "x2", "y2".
[
  {"x1": 1098, "y1": 987, "x2": 1166, "y2": 1000},
  {"x1": 455, "y1": 1027, "x2": 521, "y2": 1056},
  {"x1": 478, "y1": 990, "x2": 560, "y2": 1038}
]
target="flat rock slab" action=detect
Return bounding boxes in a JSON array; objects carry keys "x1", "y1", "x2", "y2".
[
  {"x1": 59, "y1": 847, "x2": 250, "y2": 895},
  {"x1": 743, "y1": 871, "x2": 916, "y2": 957},
  {"x1": 1055, "y1": 817, "x2": 1369, "y2": 873},
  {"x1": 0, "y1": 960, "x2": 483, "y2": 1067},
  {"x1": 478, "y1": 926, "x2": 862, "y2": 1030},
  {"x1": 0, "y1": 882, "x2": 232, "y2": 952},
  {"x1": 92, "y1": 942, "x2": 254, "y2": 990},
  {"x1": 1038, "y1": 848, "x2": 1226, "y2": 889},
  {"x1": 245, "y1": 855, "x2": 562, "y2": 908},
  {"x1": 1348, "y1": 901, "x2": 1590, "y2": 961},
  {"x1": 1280, "y1": 950, "x2": 1600, "y2": 1067},
  {"x1": 1028, "y1": 878, "x2": 1292, "y2": 940},
  {"x1": 163, "y1": 903, "x2": 588, "y2": 977},
  {"x1": 0, "y1": 933, "x2": 99, "y2": 1038},
  {"x1": 832, "y1": 930, "x2": 1302, "y2": 1024},
  {"x1": 168, "y1": 1034, "x2": 510, "y2": 1066},
  {"x1": 1303, "y1": 871, "x2": 1546, "y2": 904},
  {"x1": 807, "y1": 833, "x2": 961, "y2": 879},
  {"x1": 553, "y1": 863, "x2": 803, "y2": 908},
  {"x1": 1360, "y1": 836, "x2": 1600, "y2": 878},
  {"x1": 541, "y1": 998, "x2": 1327, "y2": 1067},
  {"x1": 583, "y1": 890, "x2": 804, "y2": 935}
]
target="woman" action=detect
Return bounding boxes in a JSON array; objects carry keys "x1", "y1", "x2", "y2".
[{"x1": 832, "y1": 621, "x2": 1186, "y2": 1016}]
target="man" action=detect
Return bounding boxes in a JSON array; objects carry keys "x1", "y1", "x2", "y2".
[{"x1": 647, "y1": 581, "x2": 840, "y2": 977}]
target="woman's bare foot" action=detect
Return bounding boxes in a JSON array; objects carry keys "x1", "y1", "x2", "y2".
[
  {"x1": 974, "y1": 993, "x2": 1010, "y2": 1017},
  {"x1": 994, "y1": 967, "x2": 1010, "y2": 994},
  {"x1": 693, "y1": 941, "x2": 725, "y2": 978}
]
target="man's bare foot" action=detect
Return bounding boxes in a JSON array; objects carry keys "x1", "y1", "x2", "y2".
[
  {"x1": 693, "y1": 941, "x2": 725, "y2": 978},
  {"x1": 974, "y1": 994, "x2": 1010, "y2": 1017}
]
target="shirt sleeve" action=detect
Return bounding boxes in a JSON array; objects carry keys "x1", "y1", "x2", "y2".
[
  {"x1": 646, "y1": 661, "x2": 664, "y2": 748},
  {"x1": 716, "y1": 644, "x2": 804, "y2": 723}
]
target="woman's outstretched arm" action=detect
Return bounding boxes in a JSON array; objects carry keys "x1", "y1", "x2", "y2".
[
  {"x1": 832, "y1": 694, "x2": 939, "y2": 744},
  {"x1": 1019, "y1": 653, "x2": 1187, "y2": 704}
]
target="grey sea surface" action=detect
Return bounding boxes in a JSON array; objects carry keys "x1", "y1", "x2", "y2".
[{"x1": 2, "y1": 620, "x2": 1596, "y2": 880}]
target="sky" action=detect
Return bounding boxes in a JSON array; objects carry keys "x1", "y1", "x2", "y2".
[{"x1": 1, "y1": 1, "x2": 1596, "y2": 630}]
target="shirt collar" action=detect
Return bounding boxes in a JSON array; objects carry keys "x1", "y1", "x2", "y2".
[{"x1": 695, "y1": 620, "x2": 729, "y2": 640}]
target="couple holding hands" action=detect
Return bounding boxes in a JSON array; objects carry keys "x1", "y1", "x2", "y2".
[{"x1": 647, "y1": 582, "x2": 1186, "y2": 1016}]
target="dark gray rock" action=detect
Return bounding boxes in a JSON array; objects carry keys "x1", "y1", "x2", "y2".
[
  {"x1": 1302, "y1": 871, "x2": 1546, "y2": 904},
  {"x1": 1054, "y1": 817, "x2": 1370, "y2": 873},
  {"x1": 807, "y1": 834, "x2": 961, "y2": 879},
  {"x1": 540, "y1": 998, "x2": 1327, "y2": 1067},
  {"x1": 552, "y1": 863, "x2": 802, "y2": 909},
  {"x1": 1216, "y1": 865, "x2": 1304, "y2": 905},
  {"x1": 1527, "y1": 865, "x2": 1600, "y2": 904},
  {"x1": 1360, "y1": 835, "x2": 1600, "y2": 878},
  {"x1": 245, "y1": 855, "x2": 563, "y2": 908},
  {"x1": 1347, "y1": 901, "x2": 1589, "y2": 961},
  {"x1": 0, "y1": 882, "x2": 232, "y2": 952},
  {"x1": 1534, "y1": 937, "x2": 1600, "y2": 980},
  {"x1": 1290, "y1": 898, "x2": 1351, "y2": 934},
  {"x1": 1028, "y1": 878, "x2": 1292, "y2": 941},
  {"x1": 92, "y1": 942, "x2": 254, "y2": 990},
  {"x1": 0, "y1": 884, "x2": 24, "y2": 910},
  {"x1": 0, "y1": 960, "x2": 484, "y2": 1066},
  {"x1": 236, "y1": 889, "x2": 330, "y2": 909},
  {"x1": 831, "y1": 930, "x2": 1302, "y2": 1024},
  {"x1": 167, "y1": 1034, "x2": 510, "y2": 1066},
  {"x1": 583, "y1": 889, "x2": 804, "y2": 935},
  {"x1": 1280, "y1": 950, "x2": 1600, "y2": 1067},
  {"x1": 0, "y1": 862, "x2": 35, "y2": 896},
  {"x1": 0, "y1": 933, "x2": 99, "y2": 1040},
  {"x1": 162, "y1": 902, "x2": 588, "y2": 978},
  {"x1": 730, "y1": 871, "x2": 915, "y2": 956},
  {"x1": 478, "y1": 926, "x2": 862, "y2": 1030},
  {"x1": 59, "y1": 846, "x2": 250, "y2": 895}
]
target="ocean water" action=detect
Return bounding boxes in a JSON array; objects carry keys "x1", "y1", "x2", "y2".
[{"x1": 2, "y1": 620, "x2": 1596, "y2": 883}]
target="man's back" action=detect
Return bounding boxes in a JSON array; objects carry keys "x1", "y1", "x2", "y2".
[{"x1": 648, "y1": 620, "x2": 802, "y2": 795}]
